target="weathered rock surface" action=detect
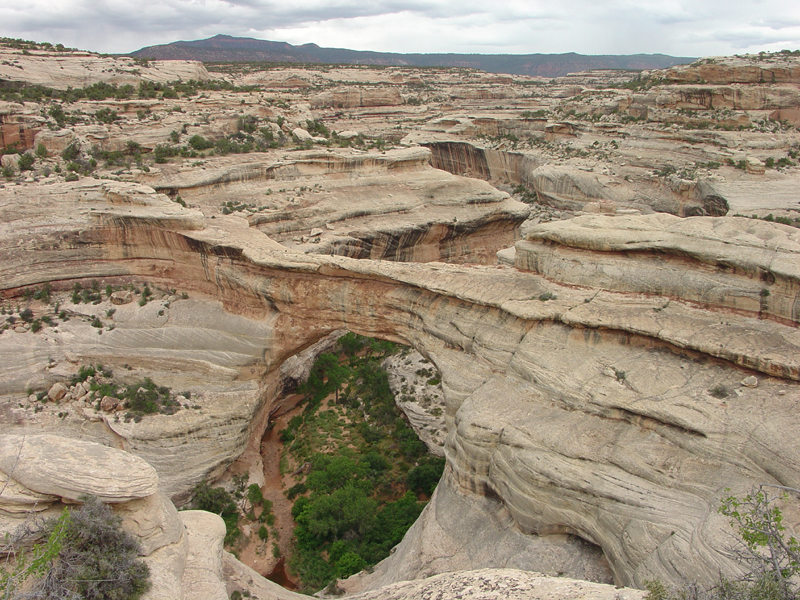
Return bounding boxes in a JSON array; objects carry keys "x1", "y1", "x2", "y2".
[
  {"x1": 0, "y1": 48, "x2": 208, "y2": 90},
  {"x1": 516, "y1": 214, "x2": 800, "y2": 326},
  {"x1": 664, "y1": 54, "x2": 800, "y2": 85},
  {"x1": 342, "y1": 474, "x2": 613, "y2": 595},
  {"x1": 143, "y1": 147, "x2": 530, "y2": 264},
  {"x1": 2, "y1": 46, "x2": 800, "y2": 599},
  {"x1": 347, "y1": 569, "x2": 646, "y2": 600},
  {"x1": 383, "y1": 350, "x2": 446, "y2": 455},
  {"x1": 0, "y1": 434, "x2": 158, "y2": 502},
  {"x1": 311, "y1": 87, "x2": 404, "y2": 108},
  {"x1": 180, "y1": 511, "x2": 229, "y2": 600}
]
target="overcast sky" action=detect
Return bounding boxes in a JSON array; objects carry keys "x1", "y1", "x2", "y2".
[{"x1": 1, "y1": 0, "x2": 799, "y2": 58}]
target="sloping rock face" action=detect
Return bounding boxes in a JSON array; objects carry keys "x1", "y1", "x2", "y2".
[
  {"x1": 144, "y1": 147, "x2": 530, "y2": 264},
  {"x1": 1, "y1": 179, "x2": 799, "y2": 591},
  {"x1": 310, "y1": 87, "x2": 403, "y2": 108},
  {"x1": 348, "y1": 568, "x2": 645, "y2": 600},
  {"x1": 0, "y1": 48, "x2": 208, "y2": 90},
  {"x1": 663, "y1": 54, "x2": 800, "y2": 85},
  {"x1": 342, "y1": 473, "x2": 613, "y2": 595}
]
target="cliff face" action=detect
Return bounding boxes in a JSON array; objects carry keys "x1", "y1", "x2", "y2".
[
  {"x1": 2, "y1": 47, "x2": 800, "y2": 600},
  {"x1": 423, "y1": 141, "x2": 541, "y2": 185},
  {"x1": 144, "y1": 147, "x2": 530, "y2": 264},
  {"x1": 1, "y1": 180, "x2": 799, "y2": 591},
  {"x1": 0, "y1": 48, "x2": 209, "y2": 90},
  {"x1": 664, "y1": 55, "x2": 800, "y2": 85},
  {"x1": 422, "y1": 140, "x2": 729, "y2": 217}
]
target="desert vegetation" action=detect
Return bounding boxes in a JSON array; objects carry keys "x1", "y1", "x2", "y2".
[
  {"x1": 646, "y1": 486, "x2": 800, "y2": 600},
  {"x1": 1, "y1": 37, "x2": 800, "y2": 600},
  {"x1": 266, "y1": 334, "x2": 445, "y2": 591},
  {"x1": 1, "y1": 496, "x2": 150, "y2": 600}
]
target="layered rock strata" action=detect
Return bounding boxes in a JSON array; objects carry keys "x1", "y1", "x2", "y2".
[
  {"x1": 145, "y1": 147, "x2": 530, "y2": 264},
  {"x1": 1, "y1": 47, "x2": 800, "y2": 596},
  {"x1": 0, "y1": 48, "x2": 209, "y2": 90},
  {"x1": 1, "y1": 179, "x2": 799, "y2": 590}
]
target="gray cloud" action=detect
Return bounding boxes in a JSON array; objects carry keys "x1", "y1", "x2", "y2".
[{"x1": 0, "y1": 0, "x2": 798, "y2": 57}]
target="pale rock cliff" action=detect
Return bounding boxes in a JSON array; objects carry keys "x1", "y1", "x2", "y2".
[
  {"x1": 1, "y1": 180, "x2": 798, "y2": 591},
  {"x1": 1, "y1": 47, "x2": 800, "y2": 599},
  {"x1": 0, "y1": 48, "x2": 209, "y2": 90},
  {"x1": 143, "y1": 147, "x2": 530, "y2": 264}
]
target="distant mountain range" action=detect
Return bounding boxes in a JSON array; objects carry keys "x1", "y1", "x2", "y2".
[{"x1": 129, "y1": 35, "x2": 694, "y2": 78}]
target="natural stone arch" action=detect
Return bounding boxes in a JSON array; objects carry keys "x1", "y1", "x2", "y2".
[{"x1": 2, "y1": 185, "x2": 800, "y2": 590}]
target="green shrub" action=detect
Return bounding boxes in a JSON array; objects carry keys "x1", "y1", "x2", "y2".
[
  {"x1": 18, "y1": 152, "x2": 34, "y2": 171},
  {"x1": 246, "y1": 483, "x2": 264, "y2": 508},
  {"x1": 406, "y1": 457, "x2": 445, "y2": 496},
  {"x1": 191, "y1": 481, "x2": 241, "y2": 545},
  {"x1": 188, "y1": 134, "x2": 213, "y2": 151},
  {"x1": 28, "y1": 497, "x2": 150, "y2": 600},
  {"x1": 61, "y1": 142, "x2": 81, "y2": 161},
  {"x1": 94, "y1": 108, "x2": 120, "y2": 124},
  {"x1": 125, "y1": 378, "x2": 169, "y2": 414},
  {"x1": 334, "y1": 551, "x2": 367, "y2": 579},
  {"x1": 646, "y1": 486, "x2": 800, "y2": 600}
]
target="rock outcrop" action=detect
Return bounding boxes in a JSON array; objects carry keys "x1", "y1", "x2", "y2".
[
  {"x1": 2, "y1": 45, "x2": 800, "y2": 599},
  {"x1": 1, "y1": 175, "x2": 799, "y2": 591},
  {"x1": 664, "y1": 54, "x2": 800, "y2": 85},
  {"x1": 383, "y1": 350, "x2": 447, "y2": 455},
  {"x1": 0, "y1": 48, "x2": 209, "y2": 90},
  {"x1": 0, "y1": 434, "x2": 188, "y2": 599},
  {"x1": 0, "y1": 434, "x2": 158, "y2": 503},
  {"x1": 144, "y1": 147, "x2": 530, "y2": 264},
  {"x1": 346, "y1": 568, "x2": 645, "y2": 600},
  {"x1": 311, "y1": 87, "x2": 404, "y2": 108}
]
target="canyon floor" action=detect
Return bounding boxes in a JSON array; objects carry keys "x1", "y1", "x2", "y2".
[{"x1": 1, "y1": 44, "x2": 800, "y2": 600}]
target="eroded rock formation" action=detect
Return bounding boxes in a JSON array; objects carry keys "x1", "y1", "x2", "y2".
[
  {"x1": 144, "y1": 147, "x2": 530, "y2": 264},
  {"x1": 1, "y1": 174, "x2": 798, "y2": 593},
  {"x1": 1, "y1": 46, "x2": 800, "y2": 599}
]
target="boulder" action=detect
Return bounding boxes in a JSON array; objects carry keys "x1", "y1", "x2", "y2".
[
  {"x1": 746, "y1": 156, "x2": 765, "y2": 174},
  {"x1": 111, "y1": 290, "x2": 133, "y2": 304},
  {"x1": 741, "y1": 376, "x2": 759, "y2": 388},
  {"x1": 0, "y1": 434, "x2": 158, "y2": 502},
  {"x1": 100, "y1": 395, "x2": 120, "y2": 411},
  {"x1": 0, "y1": 153, "x2": 20, "y2": 170},
  {"x1": 47, "y1": 382, "x2": 68, "y2": 401},
  {"x1": 292, "y1": 128, "x2": 313, "y2": 142}
]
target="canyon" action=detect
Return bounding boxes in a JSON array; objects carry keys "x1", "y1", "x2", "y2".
[{"x1": 0, "y1": 43, "x2": 799, "y2": 600}]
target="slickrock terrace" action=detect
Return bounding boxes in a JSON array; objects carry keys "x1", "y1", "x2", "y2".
[
  {"x1": 0, "y1": 176, "x2": 798, "y2": 593},
  {"x1": 1, "y1": 45, "x2": 800, "y2": 600}
]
